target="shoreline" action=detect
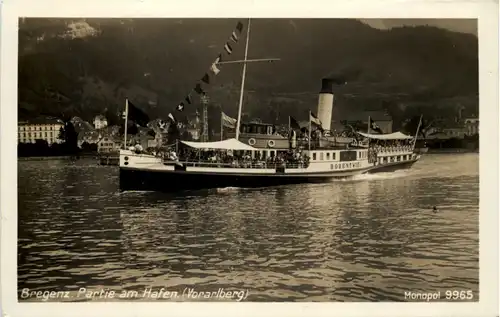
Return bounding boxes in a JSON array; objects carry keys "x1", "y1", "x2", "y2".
[
  {"x1": 18, "y1": 155, "x2": 98, "y2": 161},
  {"x1": 426, "y1": 148, "x2": 479, "y2": 154}
]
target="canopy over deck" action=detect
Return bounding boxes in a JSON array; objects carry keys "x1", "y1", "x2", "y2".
[
  {"x1": 357, "y1": 131, "x2": 413, "y2": 140},
  {"x1": 181, "y1": 138, "x2": 256, "y2": 151}
]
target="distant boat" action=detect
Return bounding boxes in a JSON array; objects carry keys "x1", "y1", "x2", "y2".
[{"x1": 118, "y1": 19, "x2": 423, "y2": 192}]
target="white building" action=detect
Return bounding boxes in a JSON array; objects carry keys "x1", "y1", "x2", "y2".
[
  {"x1": 464, "y1": 118, "x2": 479, "y2": 136},
  {"x1": 93, "y1": 115, "x2": 108, "y2": 130},
  {"x1": 97, "y1": 136, "x2": 121, "y2": 153},
  {"x1": 18, "y1": 118, "x2": 64, "y2": 145}
]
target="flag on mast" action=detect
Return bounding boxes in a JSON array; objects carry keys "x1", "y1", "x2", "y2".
[
  {"x1": 210, "y1": 63, "x2": 220, "y2": 75},
  {"x1": 236, "y1": 21, "x2": 243, "y2": 33},
  {"x1": 230, "y1": 31, "x2": 239, "y2": 43},
  {"x1": 194, "y1": 83, "x2": 205, "y2": 95},
  {"x1": 310, "y1": 112, "x2": 322, "y2": 127},
  {"x1": 224, "y1": 43, "x2": 233, "y2": 54},
  {"x1": 214, "y1": 54, "x2": 222, "y2": 64},
  {"x1": 221, "y1": 112, "x2": 237, "y2": 128},
  {"x1": 201, "y1": 73, "x2": 210, "y2": 84},
  {"x1": 289, "y1": 116, "x2": 301, "y2": 130},
  {"x1": 369, "y1": 116, "x2": 383, "y2": 134},
  {"x1": 127, "y1": 100, "x2": 150, "y2": 127},
  {"x1": 176, "y1": 102, "x2": 185, "y2": 112}
]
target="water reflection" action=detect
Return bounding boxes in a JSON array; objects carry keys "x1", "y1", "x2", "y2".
[{"x1": 18, "y1": 154, "x2": 479, "y2": 301}]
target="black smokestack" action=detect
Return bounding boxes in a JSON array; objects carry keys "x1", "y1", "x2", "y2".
[
  {"x1": 320, "y1": 78, "x2": 334, "y2": 94},
  {"x1": 321, "y1": 77, "x2": 348, "y2": 93}
]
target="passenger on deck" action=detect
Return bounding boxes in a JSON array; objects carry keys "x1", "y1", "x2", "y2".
[
  {"x1": 134, "y1": 143, "x2": 144, "y2": 154},
  {"x1": 165, "y1": 150, "x2": 178, "y2": 161}
]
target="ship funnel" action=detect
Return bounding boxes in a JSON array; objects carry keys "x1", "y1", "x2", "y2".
[{"x1": 317, "y1": 78, "x2": 334, "y2": 132}]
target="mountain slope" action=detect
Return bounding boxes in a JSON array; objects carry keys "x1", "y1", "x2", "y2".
[{"x1": 18, "y1": 18, "x2": 478, "y2": 126}]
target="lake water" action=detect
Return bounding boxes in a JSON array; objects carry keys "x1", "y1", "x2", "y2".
[{"x1": 17, "y1": 153, "x2": 479, "y2": 302}]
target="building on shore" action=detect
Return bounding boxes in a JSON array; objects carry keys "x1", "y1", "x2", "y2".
[
  {"x1": 77, "y1": 131, "x2": 101, "y2": 148},
  {"x1": 427, "y1": 117, "x2": 479, "y2": 140},
  {"x1": 97, "y1": 136, "x2": 122, "y2": 153},
  {"x1": 442, "y1": 126, "x2": 468, "y2": 138},
  {"x1": 93, "y1": 115, "x2": 108, "y2": 130},
  {"x1": 464, "y1": 118, "x2": 479, "y2": 136},
  {"x1": 18, "y1": 117, "x2": 64, "y2": 145}
]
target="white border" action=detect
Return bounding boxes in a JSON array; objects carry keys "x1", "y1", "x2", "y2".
[{"x1": 1, "y1": 0, "x2": 498, "y2": 316}]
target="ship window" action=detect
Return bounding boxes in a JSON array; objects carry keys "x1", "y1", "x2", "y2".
[
  {"x1": 326, "y1": 153, "x2": 330, "y2": 160},
  {"x1": 312, "y1": 153, "x2": 316, "y2": 161},
  {"x1": 267, "y1": 126, "x2": 273, "y2": 135},
  {"x1": 332, "y1": 152, "x2": 336, "y2": 160},
  {"x1": 397, "y1": 156, "x2": 401, "y2": 162},
  {"x1": 339, "y1": 150, "x2": 357, "y2": 162},
  {"x1": 320, "y1": 152, "x2": 324, "y2": 160}
]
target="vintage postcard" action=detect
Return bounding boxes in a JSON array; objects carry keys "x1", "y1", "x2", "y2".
[{"x1": 1, "y1": 0, "x2": 498, "y2": 316}]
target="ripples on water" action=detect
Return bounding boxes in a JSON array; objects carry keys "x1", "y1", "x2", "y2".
[{"x1": 17, "y1": 154, "x2": 479, "y2": 302}]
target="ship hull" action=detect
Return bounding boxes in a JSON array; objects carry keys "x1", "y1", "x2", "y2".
[
  {"x1": 367, "y1": 158, "x2": 418, "y2": 174},
  {"x1": 118, "y1": 149, "x2": 420, "y2": 192},
  {"x1": 119, "y1": 166, "x2": 369, "y2": 192}
]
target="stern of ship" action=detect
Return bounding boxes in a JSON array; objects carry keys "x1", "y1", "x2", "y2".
[{"x1": 119, "y1": 149, "x2": 166, "y2": 191}]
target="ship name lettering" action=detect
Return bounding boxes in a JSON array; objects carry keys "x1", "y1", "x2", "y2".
[{"x1": 333, "y1": 162, "x2": 361, "y2": 170}]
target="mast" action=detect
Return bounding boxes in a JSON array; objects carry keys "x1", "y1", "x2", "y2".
[
  {"x1": 308, "y1": 111, "x2": 312, "y2": 151},
  {"x1": 220, "y1": 112, "x2": 223, "y2": 141},
  {"x1": 412, "y1": 115, "x2": 423, "y2": 150},
  {"x1": 123, "y1": 98, "x2": 129, "y2": 149},
  {"x1": 235, "y1": 18, "x2": 251, "y2": 140}
]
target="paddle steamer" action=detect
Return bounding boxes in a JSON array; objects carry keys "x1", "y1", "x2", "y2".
[{"x1": 119, "y1": 19, "x2": 423, "y2": 192}]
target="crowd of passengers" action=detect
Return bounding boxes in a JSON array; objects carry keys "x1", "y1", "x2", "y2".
[
  {"x1": 159, "y1": 148, "x2": 311, "y2": 168},
  {"x1": 369, "y1": 139, "x2": 413, "y2": 152}
]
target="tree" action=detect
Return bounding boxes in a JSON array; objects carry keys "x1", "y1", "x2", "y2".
[
  {"x1": 166, "y1": 122, "x2": 180, "y2": 144},
  {"x1": 58, "y1": 121, "x2": 79, "y2": 155},
  {"x1": 403, "y1": 116, "x2": 434, "y2": 138}
]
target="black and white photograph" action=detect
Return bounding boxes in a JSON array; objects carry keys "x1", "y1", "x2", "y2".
[{"x1": 1, "y1": 0, "x2": 498, "y2": 316}]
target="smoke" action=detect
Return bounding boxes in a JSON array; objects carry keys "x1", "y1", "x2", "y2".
[
  {"x1": 326, "y1": 77, "x2": 348, "y2": 85},
  {"x1": 327, "y1": 67, "x2": 362, "y2": 85}
]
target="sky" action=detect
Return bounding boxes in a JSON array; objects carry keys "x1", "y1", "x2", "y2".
[{"x1": 360, "y1": 19, "x2": 477, "y2": 36}]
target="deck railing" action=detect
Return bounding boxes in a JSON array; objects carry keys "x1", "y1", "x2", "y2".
[
  {"x1": 163, "y1": 160, "x2": 308, "y2": 169},
  {"x1": 373, "y1": 146, "x2": 413, "y2": 154}
]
